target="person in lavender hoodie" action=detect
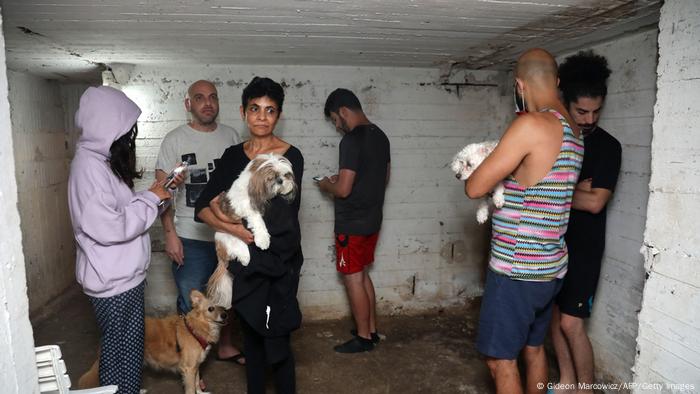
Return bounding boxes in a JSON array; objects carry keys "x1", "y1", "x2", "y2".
[{"x1": 68, "y1": 86, "x2": 173, "y2": 393}]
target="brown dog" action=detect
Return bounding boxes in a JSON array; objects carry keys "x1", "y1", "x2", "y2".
[{"x1": 78, "y1": 290, "x2": 227, "y2": 394}]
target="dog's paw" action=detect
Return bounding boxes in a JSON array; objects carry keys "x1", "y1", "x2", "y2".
[
  {"x1": 235, "y1": 247, "x2": 250, "y2": 266},
  {"x1": 492, "y1": 193, "x2": 505, "y2": 208},
  {"x1": 476, "y1": 206, "x2": 489, "y2": 224},
  {"x1": 255, "y1": 232, "x2": 271, "y2": 250},
  {"x1": 492, "y1": 183, "x2": 505, "y2": 208}
]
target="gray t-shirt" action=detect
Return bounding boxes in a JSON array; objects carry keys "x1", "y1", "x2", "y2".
[{"x1": 156, "y1": 123, "x2": 240, "y2": 242}]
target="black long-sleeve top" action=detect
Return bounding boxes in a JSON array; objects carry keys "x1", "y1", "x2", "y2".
[{"x1": 194, "y1": 142, "x2": 304, "y2": 341}]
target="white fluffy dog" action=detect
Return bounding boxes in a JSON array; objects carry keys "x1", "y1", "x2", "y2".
[
  {"x1": 450, "y1": 140, "x2": 505, "y2": 224},
  {"x1": 207, "y1": 153, "x2": 297, "y2": 309}
]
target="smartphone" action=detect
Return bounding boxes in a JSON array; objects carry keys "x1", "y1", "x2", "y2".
[
  {"x1": 158, "y1": 161, "x2": 189, "y2": 207},
  {"x1": 313, "y1": 176, "x2": 323, "y2": 182},
  {"x1": 164, "y1": 160, "x2": 189, "y2": 189}
]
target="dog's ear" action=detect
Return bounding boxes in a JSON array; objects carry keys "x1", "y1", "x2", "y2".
[
  {"x1": 190, "y1": 290, "x2": 205, "y2": 308},
  {"x1": 248, "y1": 161, "x2": 275, "y2": 212},
  {"x1": 248, "y1": 156, "x2": 266, "y2": 172},
  {"x1": 279, "y1": 171, "x2": 298, "y2": 203}
]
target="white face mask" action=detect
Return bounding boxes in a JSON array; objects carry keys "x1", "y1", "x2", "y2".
[{"x1": 513, "y1": 82, "x2": 526, "y2": 115}]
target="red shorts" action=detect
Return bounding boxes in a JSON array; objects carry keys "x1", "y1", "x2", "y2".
[{"x1": 335, "y1": 233, "x2": 379, "y2": 275}]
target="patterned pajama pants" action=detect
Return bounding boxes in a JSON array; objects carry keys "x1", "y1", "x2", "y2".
[{"x1": 88, "y1": 281, "x2": 145, "y2": 394}]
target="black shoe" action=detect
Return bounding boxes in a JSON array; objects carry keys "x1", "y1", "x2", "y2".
[
  {"x1": 350, "y1": 329, "x2": 381, "y2": 345},
  {"x1": 334, "y1": 336, "x2": 374, "y2": 353}
]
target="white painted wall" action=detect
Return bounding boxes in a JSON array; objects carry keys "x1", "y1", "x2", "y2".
[
  {"x1": 558, "y1": 29, "x2": 659, "y2": 386},
  {"x1": 635, "y1": 1, "x2": 700, "y2": 392},
  {"x1": 116, "y1": 64, "x2": 511, "y2": 317},
  {"x1": 0, "y1": 7, "x2": 39, "y2": 392},
  {"x1": 7, "y1": 71, "x2": 87, "y2": 315}
]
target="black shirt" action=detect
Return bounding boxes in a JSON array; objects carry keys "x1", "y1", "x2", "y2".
[
  {"x1": 194, "y1": 142, "x2": 304, "y2": 339},
  {"x1": 565, "y1": 127, "x2": 622, "y2": 251},
  {"x1": 335, "y1": 123, "x2": 391, "y2": 235}
]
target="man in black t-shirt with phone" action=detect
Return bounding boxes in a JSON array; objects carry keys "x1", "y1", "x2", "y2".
[
  {"x1": 550, "y1": 51, "x2": 622, "y2": 392},
  {"x1": 317, "y1": 88, "x2": 391, "y2": 353}
]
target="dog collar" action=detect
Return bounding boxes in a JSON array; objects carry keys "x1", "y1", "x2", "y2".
[{"x1": 183, "y1": 316, "x2": 209, "y2": 350}]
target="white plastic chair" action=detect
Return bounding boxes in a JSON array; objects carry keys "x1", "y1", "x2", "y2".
[{"x1": 35, "y1": 345, "x2": 118, "y2": 394}]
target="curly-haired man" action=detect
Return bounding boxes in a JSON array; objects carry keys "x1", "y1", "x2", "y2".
[{"x1": 550, "y1": 51, "x2": 622, "y2": 393}]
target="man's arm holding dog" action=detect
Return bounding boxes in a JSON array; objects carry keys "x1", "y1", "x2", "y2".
[{"x1": 465, "y1": 116, "x2": 536, "y2": 199}]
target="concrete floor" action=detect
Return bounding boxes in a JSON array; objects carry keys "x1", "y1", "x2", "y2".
[{"x1": 32, "y1": 293, "x2": 559, "y2": 393}]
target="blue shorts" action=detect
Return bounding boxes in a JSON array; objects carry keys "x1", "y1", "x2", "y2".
[{"x1": 476, "y1": 270, "x2": 563, "y2": 359}]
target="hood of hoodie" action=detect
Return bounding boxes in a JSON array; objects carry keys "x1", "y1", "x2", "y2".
[{"x1": 75, "y1": 86, "x2": 142, "y2": 157}]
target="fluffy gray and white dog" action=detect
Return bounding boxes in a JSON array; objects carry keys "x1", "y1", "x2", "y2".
[
  {"x1": 450, "y1": 140, "x2": 505, "y2": 224},
  {"x1": 207, "y1": 153, "x2": 297, "y2": 309}
]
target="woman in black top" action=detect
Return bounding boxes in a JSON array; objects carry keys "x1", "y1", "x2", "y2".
[{"x1": 195, "y1": 77, "x2": 303, "y2": 394}]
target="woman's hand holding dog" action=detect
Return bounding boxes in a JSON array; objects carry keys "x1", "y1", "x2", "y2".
[
  {"x1": 211, "y1": 194, "x2": 242, "y2": 224},
  {"x1": 209, "y1": 195, "x2": 254, "y2": 244},
  {"x1": 225, "y1": 223, "x2": 254, "y2": 245}
]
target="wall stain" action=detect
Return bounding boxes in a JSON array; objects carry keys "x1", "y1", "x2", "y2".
[{"x1": 226, "y1": 79, "x2": 245, "y2": 87}]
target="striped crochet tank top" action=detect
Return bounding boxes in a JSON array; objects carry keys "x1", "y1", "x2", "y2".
[{"x1": 489, "y1": 109, "x2": 584, "y2": 281}]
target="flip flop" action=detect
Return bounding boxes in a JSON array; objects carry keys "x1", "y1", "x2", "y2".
[{"x1": 217, "y1": 352, "x2": 246, "y2": 366}]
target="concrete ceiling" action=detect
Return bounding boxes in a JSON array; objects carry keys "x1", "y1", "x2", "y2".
[{"x1": 1, "y1": 0, "x2": 661, "y2": 81}]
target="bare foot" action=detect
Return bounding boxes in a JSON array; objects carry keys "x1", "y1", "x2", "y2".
[
  {"x1": 216, "y1": 352, "x2": 246, "y2": 365},
  {"x1": 217, "y1": 344, "x2": 242, "y2": 359}
]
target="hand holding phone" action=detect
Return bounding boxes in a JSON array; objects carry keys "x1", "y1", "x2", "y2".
[
  {"x1": 164, "y1": 160, "x2": 189, "y2": 189},
  {"x1": 313, "y1": 176, "x2": 324, "y2": 183}
]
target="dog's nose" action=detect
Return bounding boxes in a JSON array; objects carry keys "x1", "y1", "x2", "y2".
[
  {"x1": 455, "y1": 173, "x2": 461, "y2": 179},
  {"x1": 221, "y1": 312, "x2": 228, "y2": 320}
]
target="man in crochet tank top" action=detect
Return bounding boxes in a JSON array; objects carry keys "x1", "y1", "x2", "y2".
[{"x1": 464, "y1": 48, "x2": 583, "y2": 394}]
